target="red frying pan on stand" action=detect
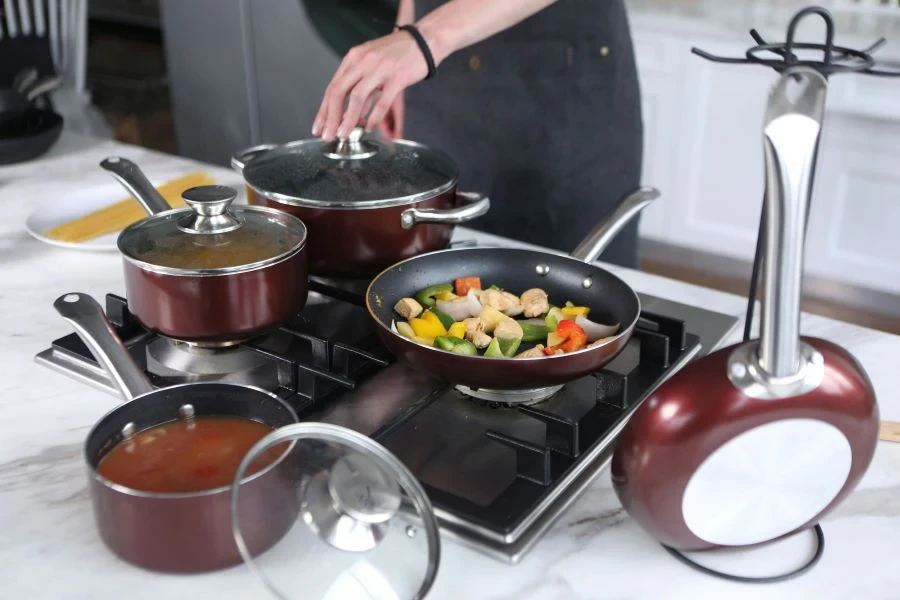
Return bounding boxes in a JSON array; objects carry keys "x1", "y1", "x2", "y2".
[{"x1": 365, "y1": 187, "x2": 660, "y2": 401}]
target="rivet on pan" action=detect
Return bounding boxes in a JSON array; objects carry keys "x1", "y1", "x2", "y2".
[
  {"x1": 179, "y1": 404, "x2": 196, "y2": 419},
  {"x1": 406, "y1": 525, "x2": 417, "y2": 538},
  {"x1": 582, "y1": 277, "x2": 593, "y2": 289},
  {"x1": 535, "y1": 264, "x2": 550, "y2": 276},
  {"x1": 121, "y1": 422, "x2": 136, "y2": 439}
]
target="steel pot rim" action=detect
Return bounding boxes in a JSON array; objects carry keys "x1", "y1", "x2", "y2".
[
  {"x1": 238, "y1": 137, "x2": 458, "y2": 209},
  {"x1": 84, "y1": 383, "x2": 299, "y2": 500},
  {"x1": 117, "y1": 205, "x2": 308, "y2": 277}
]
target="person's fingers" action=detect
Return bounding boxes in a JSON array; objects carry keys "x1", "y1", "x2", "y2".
[
  {"x1": 365, "y1": 80, "x2": 403, "y2": 134},
  {"x1": 313, "y1": 46, "x2": 366, "y2": 136},
  {"x1": 392, "y1": 91, "x2": 405, "y2": 139},
  {"x1": 336, "y1": 70, "x2": 387, "y2": 139}
]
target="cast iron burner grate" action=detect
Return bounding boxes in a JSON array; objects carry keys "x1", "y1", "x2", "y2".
[
  {"x1": 49, "y1": 290, "x2": 392, "y2": 412},
  {"x1": 692, "y1": 5, "x2": 900, "y2": 78},
  {"x1": 40, "y1": 275, "x2": 720, "y2": 563}
]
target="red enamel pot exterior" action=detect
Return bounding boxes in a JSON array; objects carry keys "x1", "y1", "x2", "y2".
[
  {"x1": 247, "y1": 186, "x2": 456, "y2": 277},
  {"x1": 122, "y1": 246, "x2": 308, "y2": 344},
  {"x1": 610, "y1": 336, "x2": 880, "y2": 550}
]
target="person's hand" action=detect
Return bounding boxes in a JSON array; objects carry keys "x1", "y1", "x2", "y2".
[
  {"x1": 312, "y1": 31, "x2": 427, "y2": 141},
  {"x1": 374, "y1": 91, "x2": 405, "y2": 140}
]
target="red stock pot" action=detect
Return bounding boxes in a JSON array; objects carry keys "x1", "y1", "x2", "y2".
[{"x1": 230, "y1": 127, "x2": 491, "y2": 277}]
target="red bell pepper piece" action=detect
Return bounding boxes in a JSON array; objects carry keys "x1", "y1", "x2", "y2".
[{"x1": 543, "y1": 320, "x2": 588, "y2": 355}]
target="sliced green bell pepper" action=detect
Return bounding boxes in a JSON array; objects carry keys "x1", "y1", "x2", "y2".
[
  {"x1": 498, "y1": 337, "x2": 521, "y2": 357},
  {"x1": 435, "y1": 336, "x2": 478, "y2": 355},
  {"x1": 484, "y1": 337, "x2": 504, "y2": 357},
  {"x1": 520, "y1": 323, "x2": 548, "y2": 343},
  {"x1": 414, "y1": 283, "x2": 452, "y2": 308}
]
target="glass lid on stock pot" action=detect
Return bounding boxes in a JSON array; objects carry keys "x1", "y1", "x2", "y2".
[
  {"x1": 230, "y1": 423, "x2": 441, "y2": 600},
  {"x1": 118, "y1": 185, "x2": 307, "y2": 274},
  {"x1": 236, "y1": 127, "x2": 458, "y2": 208}
]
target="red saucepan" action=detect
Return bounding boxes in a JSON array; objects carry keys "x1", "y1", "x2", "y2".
[
  {"x1": 54, "y1": 292, "x2": 299, "y2": 573},
  {"x1": 611, "y1": 67, "x2": 879, "y2": 552},
  {"x1": 230, "y1": 126, "x2": 491, "y2": 277},
  {"x1": 365, "y1": 186, "x2": 659, "y2": 394},
  {"x1": 100, "y1": 157, "x2": 309, "y2": 345}
]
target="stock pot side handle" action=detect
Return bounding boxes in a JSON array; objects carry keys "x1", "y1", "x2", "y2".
[
  {"x1": 400, "y1": 191, "x2": 491, "y2": 229},
  {"x1": 230, "y1": 144, "x2": 279, "y2": 174}
]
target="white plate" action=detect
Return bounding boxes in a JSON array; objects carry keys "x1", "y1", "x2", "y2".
[{"x1": 25, "y1": 176, "x2": 180, "y2": 252}]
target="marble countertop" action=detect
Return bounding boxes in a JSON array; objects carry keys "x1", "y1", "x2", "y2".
[{"x1": 2, "y1": 133, "x2": 899, "y2": 599}]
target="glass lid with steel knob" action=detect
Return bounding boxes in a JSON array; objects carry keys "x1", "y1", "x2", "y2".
[
  {"x1": 240, "y1": 127, "x2": 458, "y2": 208},
  {"x1": 117, "y1": 184, "x2": 308, "y2": 275},
  {"x1": 229, "y1": 423, "x2": 441, "y2": 600}
]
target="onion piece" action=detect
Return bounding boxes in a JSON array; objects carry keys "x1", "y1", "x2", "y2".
[
  {"x1": 465, "y1": 289, "x2": 483, "y2": 317},
  {"x1": 436, "y1": 297, "x2": 473, "y2": 322},
  {"x1": 575, "y1": 315, "x2": 619, "y2": 341}
]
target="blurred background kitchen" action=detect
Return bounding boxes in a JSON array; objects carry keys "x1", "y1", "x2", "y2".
[{"x1": 5, "y1": 0, "x2": 900, "y2": 332}]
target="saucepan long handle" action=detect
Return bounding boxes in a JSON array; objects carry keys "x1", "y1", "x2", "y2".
[
  {"x1": 53, "y1": 293, "x2": 154, "y2": 401},
  {"x1": 570, "y1": 186, "x2": 660, "y2": 264},
  {"x1": 100, "y1": 156, "x2": 172, "y2": 216}
]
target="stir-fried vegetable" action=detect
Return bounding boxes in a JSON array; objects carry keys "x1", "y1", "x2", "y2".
[
  {"x1": 454, "y1": 277, "x2": 482, "y2": 296},
  {"x1": 415, "y1": 283, "x2": 453, "y2": 308},
  {"x1": 394, "y1": 279, "x2": 619, "y2": 358}
]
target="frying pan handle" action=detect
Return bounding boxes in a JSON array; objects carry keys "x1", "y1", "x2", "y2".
[
  {"x1": 100, "y1": 157, "x2": 172, "y2": 216},
  {"x1": 230, "y1": 144, "x2": 279, "y2": 174},
  {"x1": 570, "y1": 186, "x2": 660, "y2": 264},
  {"x1": 53, "y1": 293, "x2": 154, "y2": 401},
  {"x1": 400, "y1": 191, "x2": 491, "y2": 229}
]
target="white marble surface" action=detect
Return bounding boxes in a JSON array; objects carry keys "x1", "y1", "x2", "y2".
[{"x1": 1, "y1": 135, "x2": 899, "y2": 599}]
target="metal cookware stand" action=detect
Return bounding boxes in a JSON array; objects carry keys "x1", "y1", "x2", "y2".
[{"x1": 666, "y1": 4, "x2": 900, "y2": 584}]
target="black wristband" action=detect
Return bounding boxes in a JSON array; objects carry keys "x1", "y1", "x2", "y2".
[{"x1": 396, "y1": 24, "x2": 437, "y2": 80}]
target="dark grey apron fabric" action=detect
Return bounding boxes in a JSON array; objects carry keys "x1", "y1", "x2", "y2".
[{"x1": 405, "y1": 0, "x2": 643, "y2": 267}]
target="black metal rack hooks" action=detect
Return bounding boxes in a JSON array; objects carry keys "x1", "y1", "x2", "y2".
[{"x1": 692, "y1": 5, "x2": 900, "y2": 78}]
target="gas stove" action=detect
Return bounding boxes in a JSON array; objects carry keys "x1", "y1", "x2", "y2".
[{"x1": 35, "y1": 275, "x2": 738, "y2": 563}]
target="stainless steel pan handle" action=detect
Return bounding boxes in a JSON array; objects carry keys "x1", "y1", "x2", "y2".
[
  {"x1": 230, "y1": 144, "x2": 279, "y2": 174},
  {"x1": 100, "y1": 156, "x2": 172, "y2": 216},
  {"x1": 570, "y1": 186, "x2": 661, "y2": 264},
  {"x1": 53, "y1": 293, "x2": 154, "y2": 400},
  {"x1": 400, "y1": 191, "x2": 491, "y2": 229}
]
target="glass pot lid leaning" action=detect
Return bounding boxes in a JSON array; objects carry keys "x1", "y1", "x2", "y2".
[
  {"x1": 117, "y1": 185, "x2": 308, "y2": 275},
  {"x1": 230, "y1": 423, "x2": 441, "y2": 600},
  {"x1": 235, "y1": 127, "x2": 459, "y2": 208}
]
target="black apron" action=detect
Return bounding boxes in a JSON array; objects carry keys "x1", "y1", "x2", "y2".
[{"x1": 405, "y1": 0, "x2": 643, "y2": 268}]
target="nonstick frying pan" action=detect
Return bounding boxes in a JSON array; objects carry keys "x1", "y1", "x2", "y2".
[{"x1": 366, "y1": 187, "x2": 659, "y2": 392}]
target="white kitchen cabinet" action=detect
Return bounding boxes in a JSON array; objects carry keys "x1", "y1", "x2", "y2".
[
  {"x1": 805, "y1": 115, "x2": 900, "y2": 295},
  {"x1": 630, "y1": 12, "x2": 900, "y2": 299}
]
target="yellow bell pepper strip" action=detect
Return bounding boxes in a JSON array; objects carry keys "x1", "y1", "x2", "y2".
[
  {"x1": 409, "y1": 316, "x2": 447, "y2": 339},
  {"x1": 420, "y1": 311, "x2": 449, "y2": 334},
  {"x1": 561, "y1": 305, "x2": 590, "y2": 317},
  {"x1": 447, "y1": 321, "x2": 467, "y2": 339},
  {"x1": 415, "y1": 283, "x2": 453, "y2": 308},
  {"x1": 395, "y1": 321, "x2": 415, "y2": 339},
  {"x1": 427, "y1": 308, "x2": 455, "y2": 330},
  {"x1": 435, "y1": 291, "x2": 457, "y2": 301}
]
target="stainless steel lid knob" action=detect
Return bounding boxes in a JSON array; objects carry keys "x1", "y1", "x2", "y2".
[
  {"x1": 302, "y1": 453, "x2": 402, "y2": 552},
  {"x1": 177, "y1": 185, "x2": 243, "y2": 234}
]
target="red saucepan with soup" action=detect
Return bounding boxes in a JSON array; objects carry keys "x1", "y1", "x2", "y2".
[
  {"x1": 100, "y1": 157, "x2": 309, "y2": 345},
  {"x1": 230, "y1": 126, "x2": 491, "y2": 277},
  {"x1": 54, "y1": 292, "x2": 299, "y2": 573},
  {"x1": 365, "y1": 187, "x2": 659, "y2": 399}
]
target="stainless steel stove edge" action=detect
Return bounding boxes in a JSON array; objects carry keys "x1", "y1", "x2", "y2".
[{"x1": 432, "y1": 341, "x2": 703, "y2": 563}]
